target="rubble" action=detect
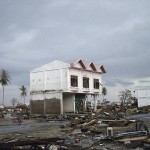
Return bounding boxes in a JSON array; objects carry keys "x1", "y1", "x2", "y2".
[{"x1": 0, "y1": 105, "x2": 150, "y2": 149}]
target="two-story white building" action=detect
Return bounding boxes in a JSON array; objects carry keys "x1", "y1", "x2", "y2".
[{"x1": 30, "y1": 59, "x2": 106, "y2": 114}]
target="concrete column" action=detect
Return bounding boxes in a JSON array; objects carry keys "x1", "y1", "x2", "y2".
[
  {"x1": 84, "y1": 96, "x2": 87, "y2": 112},
  {"x1": 44, "y1": 93, "x2": 46, "y2": 115},
  {"x1": 60, "y1": 69, "x2": 62, "y2": 89},
  {"x1": 107, "y1": 127, "x2": 113, "y2": 136},
  {"x1": 60, "y1": 92, "x2": 63, "y2": 114},
  {"x1": 44, "y1": 71, "x2": 46, "y2": 91},
  {"x1": 73, "y1": 94, "x2": 75, "y2": 113},
  {"x1": 94, "y1": 95, "x2": 97, "y2": 112},
  {"x1": 67, "y1": 69, "x2": 70, "y2": 89}
]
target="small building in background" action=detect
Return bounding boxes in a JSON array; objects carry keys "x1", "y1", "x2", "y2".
[
  {"x1": 30, "y1": 59, "x2": 106, "y2": 114},
  {"x1": 135, "y1": 86, "x2": 150, "y2": 107}
]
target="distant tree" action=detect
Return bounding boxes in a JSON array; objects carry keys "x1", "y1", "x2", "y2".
[
  {"x1": 0, "y1": 69, "x2": 11, "y2": 105},
  {"x1": 118, "y1": 89, "x2": 132, "y2": 106},
  {"x1": 11, "y1": 98, "x2": 17, "y2": 107},
  {"x1": 102, "y1": 87, "x2": 107, "y2": 102},
  {"x1": 19, "y1": 85, "x2": 27, "y2": 104}
]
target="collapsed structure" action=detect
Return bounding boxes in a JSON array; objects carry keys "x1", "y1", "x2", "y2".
[{"x1": 30, "y1": 59, "x2": 106, "y2": 114}]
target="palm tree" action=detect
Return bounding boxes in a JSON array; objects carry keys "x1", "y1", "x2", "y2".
[
  {"x1": 0, "y1": 69, "x2": 11, "y2": 105},
  {"x1": 19, "y1": 85, "x2": 27, "y2": 104},
  {"x1": 102, "y1": 86, "x2": 107, "y2": 103}
]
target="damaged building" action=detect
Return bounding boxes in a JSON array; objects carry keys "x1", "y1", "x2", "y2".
[{"x1": 30, "y1": 59, "x2": 106, "y2": 114}]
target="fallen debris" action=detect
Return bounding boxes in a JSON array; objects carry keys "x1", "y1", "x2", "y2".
[{"x1": 113, "y1": 131, "x2": 148, "y2": 142}]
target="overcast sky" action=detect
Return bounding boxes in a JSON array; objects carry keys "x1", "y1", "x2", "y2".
[{"x1": 0, "y1": 0, "x2": 150, "y2": 105}]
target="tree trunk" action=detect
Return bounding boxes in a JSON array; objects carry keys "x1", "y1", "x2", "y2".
[
  {"x1": 24, "y1": 96, "x2": 25, "y2": 104},
  {"x1": 2, "y1": 86, "x2": 4, "y2": 105}
]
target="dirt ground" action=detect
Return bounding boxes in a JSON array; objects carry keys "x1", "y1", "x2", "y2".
[
  {"x1": 0, "y1": 118, "x2": 65, "y2": 139},
  {"x1": 0, "y1": 113, "x2": 150, "y2": 150}
]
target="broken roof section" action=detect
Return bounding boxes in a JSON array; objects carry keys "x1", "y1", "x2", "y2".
[
  {"x1": 89, "y1": 62, "x2": 97, "y2": 72},
  {"x1": 74, "y1": 59, "x2": 86, "y2": 69},
  {"x1": 70, "y1": 59, "x2": 106, "y2": 74},
  {"x1": 100, "y1": 65, "x2": 106, "y2": 74}
]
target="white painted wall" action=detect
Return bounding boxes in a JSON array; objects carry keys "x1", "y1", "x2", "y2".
[
  {"x1": 30, "y1": 71, "x2": 44, "y2": 91},
  {"x1": 30, "y1": 60, "x2": 105, "y2": 114},
  {"x1": 30, "y1": 93, "x2": 45, "y2": 100},
  {"x1": 30, "y1": 92, "x2": 62, "y2": 100},
  {"x1": 138, "y1": 98, "x2": 150, "y2": 107},
  {"x1": 45, "y1": 69, "x2": 61, "y2": 90},
  {"x1": 30, "y1": 61, "x2": 69, "y2": 92},
  {"x1": 68, "y1": 68, "x2": 102, "y2": 94},
  {"x1": 30, "y1": 60, "x2": 102, "y2": 95},
  {"x1": 63, "y1": 93, "x2": 75, "y2": 112},
  {"x1": 60, "y1": 68, "x2": 68, "y2": 90},
  {"x1": 136, "y1": 89, "x2": 150, "y2": 107},
  {"x1": 31, "y1": 69, "x2": 68, "y2": 92}
]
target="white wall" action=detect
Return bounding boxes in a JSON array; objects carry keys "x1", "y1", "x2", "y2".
[
  {"x1": 45, "y1": 69, "x2": 60, "y2": 90},
  {"x1": 30, "y1": 92, "x2": 62, "y2": 100},
  {"x1": 30, "y1": 60, "x2": 69, "y2": 92},
  {"x1": 30, "y1": 68, "x2": 68, "y2": 92},
  {"x1": 136, "y1": 89, "x2": 150, "y2": 107},
  {"x1": 30, "y1": 60, "x2": 104, "y2": 114},
  {"x1": 30, "y1": 71, "x2": 44, "y2": 91},
  {"x1": 68, "y1": 68, "x2": 102, "y2": 94},
  {"x1": 30, "y1": 61, "x2": 103, "y2": 95},
  {"x1": 60, "y1": 68, "x2": 68, "y2": 90},
  {"x1": 30, "y1": 93, "x2": 45, "y2": 100},
  {"x1": 138, "y1": 98, "x2": 150, "y2": 107},
  {"x1": 63, "y1": 93, "x2": 75, "y2": 112}
]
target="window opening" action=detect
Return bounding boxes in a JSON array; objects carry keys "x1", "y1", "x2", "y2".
[
  {"x1": 83, "y1": 77, "x2": 89, "y2": 88},
  {"x1": 71, "y1": 75, "x2": 78, "y2": 87},
  {"x1": 94, "y1": 79, "x2": 99, "y2": 89}
]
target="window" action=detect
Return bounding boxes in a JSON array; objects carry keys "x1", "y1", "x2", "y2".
[
  {"x1": 71, "y1": 75, "x2": 78, "y2": 87},
  {"x1": 83, "y1": 77, "x2": 89, "y2": 88},
  {"x1": 94, "y1": 79, "x2": 99, "y2": 89}
]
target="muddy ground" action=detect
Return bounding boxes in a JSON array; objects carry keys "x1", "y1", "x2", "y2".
[
  {"x1": 0, "y1": 118, "x2": 65, "y2": 139},
  {"x1": 0, "y1": 113, "x2": 150, "y2": 149}
]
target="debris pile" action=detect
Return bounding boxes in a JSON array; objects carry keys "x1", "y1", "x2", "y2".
[{"x1": 0, "y1": 105, "x2": 150, "y2": 149}]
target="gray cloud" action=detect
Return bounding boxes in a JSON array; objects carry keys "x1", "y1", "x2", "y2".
[{"x1": 0, "y1": 0, "x2": 150, "y2": 104}]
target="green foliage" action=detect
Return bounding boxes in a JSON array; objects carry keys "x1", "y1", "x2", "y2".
[
  {"x1": 0, "y1": 69, "x2": 10, "y2": 86},
  {"x1": 0, "y1": 69, "x2": 11, "y2": 105},
  {"x1": 19, "y1": 85, "x2": 27, "y2": 104},
  {"x1": 102, "y1": 87, "x2": 107, "y2": 101},
  {"x1": 102, "y1": 87, "x2": 107, "y2": 96}
]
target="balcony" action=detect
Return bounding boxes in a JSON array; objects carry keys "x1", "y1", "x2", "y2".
[
  {"x1": 93, "y1": 88, "x2": 100, "y2": 93},
  {"x1": 82, "y1": 88, "x2": 90, "y2": 92},
  {"x1": 70, "y1": 86, "x2": 79, "y2": 92}
]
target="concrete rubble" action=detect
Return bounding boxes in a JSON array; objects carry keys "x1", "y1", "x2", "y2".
[{"x1": 0, "y1": 105, "x2": 150, "y2": 149}]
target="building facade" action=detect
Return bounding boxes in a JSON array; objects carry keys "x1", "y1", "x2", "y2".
[
  {"x1": 135, "y1": 86, "x2": 150, "y2": 107},
  {"x1": 30, "y1": 59, "x2": 106, "y2": 114}
]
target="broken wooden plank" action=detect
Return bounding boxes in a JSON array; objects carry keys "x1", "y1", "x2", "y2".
[
  {"x1": 113, "y1": 131, "x2": 148, "y2": 142},
  {"x1": 81, "y1": 119, "x2": 97, "y2": 128},
  {"x1": 0, "y1": 137, "x2": 66, "y2": 149}
]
